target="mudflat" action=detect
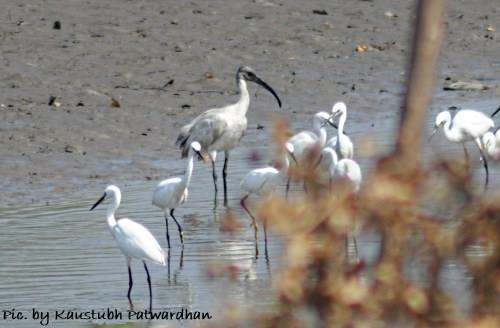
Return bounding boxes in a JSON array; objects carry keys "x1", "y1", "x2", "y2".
[{"x1": 1, "y1": 0, "x2": 498, "y2": 205}]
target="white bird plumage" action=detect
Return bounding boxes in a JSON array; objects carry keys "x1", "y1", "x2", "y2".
[
  {"x1": 90, "y1": 185, "x2": 165, "y2": 311},
  {"x1": 482, "y1": 129, "x2": 500, "y2": 159},
  {"x1": 317, "y1": 147, "x2": 362, "y2": 192},
  {"x1": 431, "y1": 109, "x2": 494, "y2": 188},
  {"x1": 240, "y1": 143, "x2": 294, "y2": 255},
  {"x1": 152, "y1": 141, "x2": 203, "y2": 248},
  {"x1": 175, "y1": 66, "x2": 282, "y2": 206},
  {"x1": 286, "y1": 111, "x2": 331, "y2": 195},
  {"x1": 326, "y1": 102, "x2": 354, "y2": 159}
]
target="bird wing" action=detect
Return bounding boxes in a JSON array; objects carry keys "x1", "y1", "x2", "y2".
[
  {"x1": 176, "y1": 111, "x2": 229, "y2": 158},
  {"x1": 240, "y1": 167, "x2": 279, "y2": 194},
  {"x1": 114, "y1": 219, "x2": 166, "y2": 265},
  {"x1": 454, "y1": 110, "x2": 494, "y2": 136},
  {"x1": 152, "y1": 177, "x2": 184, "y2": 209}
]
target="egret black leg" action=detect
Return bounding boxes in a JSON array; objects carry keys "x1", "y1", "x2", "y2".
[
  {"x1": 353, "y1": 235, "x2": 359, "y2": 260},
  {"x1": 286, "y1": 177, "x2": 291, "y2": 199},
  {"x1": 223, "y1": 152, "x2": 229, "y2": 206},
  {"x1": 167, "y1": 249, "x2": 171, "y2": 283},
  {"x1": 474, "y1": 139, "x2": 489, "y2": 190},
  {"x1": 263, "y1": 217, "x2": 269, "y2": 261},
  {"x1": 127, "y1": 262, "x2": 133, "y2": 303},
  {"x1": 143, "y1": 261, "x2": 152, "y2": 313},
  {"x1": 241, "y1": 195, "x2": 259, "y2": 258},
  {"x1": 164, "y1": 214, "x2": 171, "y2": 249},
  {"x1": 211, "y1": 159, "x2": 218, "y2": 199},
  {"x1": 170, "y1": 209, "x2": 184, "y2": 245}
]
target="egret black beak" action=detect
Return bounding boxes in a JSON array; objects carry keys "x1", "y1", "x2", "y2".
[
  {"x1": 314, "y1": 154, "x2": 323, "y2": 169},
  {"x1": 491, "y1": 106, "x2": 500, "y2": 118},
  {"x1": 195, "y1": 150, "x2": 204, "y2": 161},
  {"x1": 253, "y1": 76, "x2": 282, "y2": 108},
  {"x1": 90, "y1": 193, "x2": 106, "y2": 211},
  {"x1": 428, "y1": 127, "x2": 439, "y2": 142},
  {"x1": 288, "y1": 151, "x2": 298, "y2": 165}
]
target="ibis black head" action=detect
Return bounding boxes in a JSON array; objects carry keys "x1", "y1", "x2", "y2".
[{"x1": 237, "y1": 66, "x2": 282, "y2": 108}]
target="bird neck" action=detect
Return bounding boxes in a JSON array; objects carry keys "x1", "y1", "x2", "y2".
[
  {"x1": 443, "y1": 119, "x2": 462, "y2": 142},
  {"x1": 237, "y1": 78, "x2": 250, "y2": 114},
  {"x1": 106, "y1": 196, "x2": 120, "y2": 229},
  {"x1": 183, "y1": 153, "x2": 195, "y2": 188},
  {"x1": 337, "y1": 110, "x2": 346, "y2": 137},
  {"x1": 318, "y1": 126, "x2": 327, "y2": 148},
  {"x1": 280, "y1": 152, "x2": 290, "y2": 177}
]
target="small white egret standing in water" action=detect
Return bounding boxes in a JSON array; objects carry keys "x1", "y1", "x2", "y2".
[
  {"x1": 430, "y1": 109, "x2": 494, "y2": 188},
  {"x1": 240, "y1": 143, "x2": 296, "y2": 257},
  {"x1": 316, "y1": 147, "x2": 362, "y2": 193},
  {"x1": 286, "y1": 111, "x2": 332, "y2": 195},
  {"x1": 316, "y1": 147, "x2": 362, "y2": 258},
  {"x1": 326, "y1": 102, "x2": 354, "y2": 159},
  {"x1": 482, "y1": 128, "x2": 500, "y2": 159},
  {"x1": 152, "y1": 142, "x2": 204, "y2": 248},
  {"x1": 176, "y1": 66, "x2": 282, "y2": 206},
  {"x1": 90, "y1": 185, "x2": 166, "y2": 311}
]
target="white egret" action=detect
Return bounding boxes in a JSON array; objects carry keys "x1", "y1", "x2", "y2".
[
  {"x1": 316, "y1": 147, "x2": 362, "y2": 258},
  {"x1": 316, "y1": 147, "x2": 362, "y2": 193},
  {"x1": 286, "y1": 111, "x2": 332, "y2": 195},
  {"x1": 325, "y1": 102, "x2": 354, "y2": 159},
  {"x1": 240, "y1": 143, "x2": 295, "y2": 257},
  {"x1": 430, "y1": 109, "x2": 494, "y2": 188},
  {"x1": 152, "y1": 142, "x2": 204, "y2": 248},
  {"x1": 90, "y1": 185, "x2": 166, "y2": 311},
  {"x1": 175, "y1": 66, "x2": 282, "y2": 206},
  {"x1": 482, "y1": 128, "x2": 500, "y2": 159}
]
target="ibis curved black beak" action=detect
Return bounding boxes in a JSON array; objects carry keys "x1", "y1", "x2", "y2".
[
  {"x1": 90, "y1": 193, "x2": 106, "y2": 211},
  {"x1": 253, "y1": 76, "x2": 282, "y2": 108},
  {"x1": 491, "y1": 106, "x2": 500, "y2": 118}
]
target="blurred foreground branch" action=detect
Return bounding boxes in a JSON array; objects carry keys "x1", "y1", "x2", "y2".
[{"x1": 396, "y1": 0, "x2": 446, "y2": 168}]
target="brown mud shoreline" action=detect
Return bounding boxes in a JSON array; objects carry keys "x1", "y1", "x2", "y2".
[{"x1": 0, "y1": 0, "x2": 498, "y2": 206}]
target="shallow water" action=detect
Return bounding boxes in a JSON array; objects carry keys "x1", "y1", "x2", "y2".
[{"x1": 1, "y1": 99, "x2": 498, "y2": 327}]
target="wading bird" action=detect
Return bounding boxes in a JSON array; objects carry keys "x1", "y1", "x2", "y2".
[
  {"x1": 175, "y1": 66, "x2": 282, "y2": 206},
  {"x1": 316, "y1": 147, "x2": 362, "y2": 193},
  {"x1": 240, "y1": 143, "x2": 296, "y2": 257},
  {"x1": 430, "y1": 109, "x2": 494, "y2": 188},
  {"x1": 152, "y1": 142, "x2": 204, "y2": 248},
  {"x1": 482, "y1": 128, "x2": 500, "y2": 160},
  {"x1": 286, "y1": 111, "x2": 332, "y2": 195},
  {"x1": 90, "y1": 185, "x2": 166, "y2": 311},
  {"x1": 326, "y1": 102, "x2": 354, "y2": 159},
  {"x1": 316, "y1": 147, "x2": 362, "y2": 258}
]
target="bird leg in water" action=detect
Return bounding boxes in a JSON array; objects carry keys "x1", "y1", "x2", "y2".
[
  {"x1": 164, "y1": 215, "x2": 171, "y2": 249},
  {"x1": 241, "y1": 195, "x2": 259, "y2": 258},
  {"x1": 170, "y1": 209, "x2": 184, "y2": 245},
  {"x1": 167, "y1": 249, "x2": 171, "y2": 283},
  {"x1": 286, "y1": 177, "x2": 291, "y2": 199},
  {"x1": 474, "y1": 138, "x2": 489, "y2": 190},
  {"x1": 263, "y1": 217, "x2": 269, "y2": 260},
  {"x1": 211, "y1": 159, "x2": 218, "y2": 205},
  {"x1": 127, "y1": 260, "x2": 133, "y2": 303},
  {"x1": 143, "y1": 261, "x2": 152, "y2": 313},
  {"x1": 352, "y1": 236, "x2": 359, "y2": 260},
  {"x1": 223, "y1": 152, "x2": 229, "y2": 206}
]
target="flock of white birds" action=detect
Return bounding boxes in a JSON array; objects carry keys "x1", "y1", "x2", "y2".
[{"x1": 88, "y1": 66, "x2": 499, "y2": 309}]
